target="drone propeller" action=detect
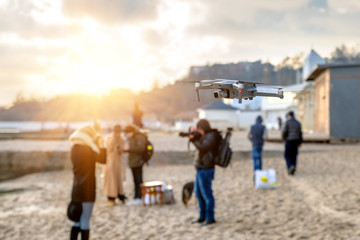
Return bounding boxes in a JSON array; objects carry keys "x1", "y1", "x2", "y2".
[
  {"x1": 183, "y1": 79, "x2": 264, "y2": 85},
  {"x1": 215, "y1": 79, "x2": 264, "y2": 85},
  {"x1": 184, "y1": 79, "x2": 219, "y2": 83}
]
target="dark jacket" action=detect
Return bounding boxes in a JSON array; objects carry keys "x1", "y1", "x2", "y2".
[
  {"x1": 282, "y1": 117, "x2": 303, "y2": 143},
  {"x1": 128, "y1": 132, "x2": 147, "y2": 168},
  {"x1": 192, "y1": 129, "x2": 220, "y2": 170},
  {"x1": 71, "y1": 145, "x2": 106, "y2": 202},
  {"x1": 248, "y1": 116, "x2": 266, "y2": 146}
]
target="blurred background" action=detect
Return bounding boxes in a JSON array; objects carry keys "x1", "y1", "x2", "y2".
[{"x1": 0, "y1": 0, "x2": 359, "y2": 137}]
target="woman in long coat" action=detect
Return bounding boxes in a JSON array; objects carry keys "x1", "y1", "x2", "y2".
[
  {"x1": 103, "y1": 125, "x2": 127, "y2": 206},
  {"x1": 69, "y1": 125, "x2": 106, "y2": 240}
]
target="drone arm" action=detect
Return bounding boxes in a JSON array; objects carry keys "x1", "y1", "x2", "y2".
[{"x1": 253, "y1": 89, "x2": 284, "y2": 99}]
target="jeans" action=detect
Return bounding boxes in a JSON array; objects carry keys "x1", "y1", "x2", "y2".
[
  {"x1": 73, "y1": 202, "x2": 94, "y2": 230},
  {"x1": 252, "y1": 145, "x2": 263, "y2": 171},
  {"x1": 131, "y1": 166, "x2": 143, "y2": 199},
  {"x1": 194, "y1": 168, "x2": 215, "y2": 221},
  {"x1": 284, "y1": 140, "x2": 299, "y2": 170}
]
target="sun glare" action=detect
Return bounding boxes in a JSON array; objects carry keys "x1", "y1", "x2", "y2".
[{"x1": 71, "y1": 65, "x2": 109, "y2": 95}]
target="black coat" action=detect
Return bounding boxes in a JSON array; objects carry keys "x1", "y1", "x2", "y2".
[
  {"x1": 71, "y1": 144, "x2": 106, "y2": 202},
  {"x1": 192, "y1": 130, "x2": 220, "y2": 169},
  {"x1": 127, "y1": 133, "x2": 146, "y2": 168},
  {"x1": 282, "y1": 117, "x2": 303, "y2": 143}
]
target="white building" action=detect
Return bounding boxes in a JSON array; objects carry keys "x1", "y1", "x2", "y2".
[
  {"x1": 261, "y1": 84, "x2": 304, "y2": 129},
  {"x1": 197, "y1": 100, "x2": 261, "y2": 130}
]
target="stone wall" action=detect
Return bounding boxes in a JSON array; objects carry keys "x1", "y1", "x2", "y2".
[{"x1": 0, "y1": 150, "x2": 284, "y2": 181}]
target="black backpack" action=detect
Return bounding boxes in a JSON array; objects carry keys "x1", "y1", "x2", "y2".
[
  {"x1": 142, "y1": 135, "x2": 154, "y2": 164},
  {"x1": 214, "y1": 129, "x2": 233, "y2": 168}
]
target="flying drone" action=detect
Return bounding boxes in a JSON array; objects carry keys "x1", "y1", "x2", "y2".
[{"x1": 194, "y1": 79, "x2": 283, "y2": 103}]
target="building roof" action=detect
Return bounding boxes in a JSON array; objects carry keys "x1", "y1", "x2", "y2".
[
  {"x1": 305, "y1": 63, "x2": 360, "y2": 81},
  {"x1": 302, "y1": 49, "x2": 325, "y2": 81},
  {"x1": 199, "y1": 100, "x2": 238, "y2": 111}
]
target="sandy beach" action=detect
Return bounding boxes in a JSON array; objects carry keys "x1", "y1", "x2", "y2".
[{"x1": 1, "y1": 133, "x2": 360, "y2": 240}]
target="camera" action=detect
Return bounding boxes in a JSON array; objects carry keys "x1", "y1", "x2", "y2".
[
  {"x1": 214, "y1": 90, "x2": 229, "y2": 98},
  {"x1": 179, "y1": 131, "x2": 201, "y2": 140}
]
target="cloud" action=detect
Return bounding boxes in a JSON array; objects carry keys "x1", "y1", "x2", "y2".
[
  {"x1": 0, "y1": 1, "x2": 82, "y2": 39},
  {"x1": 62, "y1": 0, "x2": 160, "y2": 24},
  {"x1": 0, "y1": 0, "x2": 360, "y2": 106},
  {"x1": 183, "y1": 0, "x2": 360, "y2": 54},
  {"x1": 0, "y1": 43, "x2": 65, "y2": 75},
  {"x1": 308, "y1": 0, "x2": 328, "y2": 11}
]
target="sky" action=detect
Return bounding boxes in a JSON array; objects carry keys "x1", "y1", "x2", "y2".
[{"x1": 1, "y1": 0, "x2": 360, "y2": 106}]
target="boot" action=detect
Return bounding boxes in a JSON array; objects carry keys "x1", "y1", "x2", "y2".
[
  {"x1": 70, "y1": 226, "x2": 80, "y2": 240},
  {"x1": 80, "y1": 229, "x2": 90, "y2": 240},
  {"x1": 118, "y1": 194, "x2": 128, "y2": 204}
]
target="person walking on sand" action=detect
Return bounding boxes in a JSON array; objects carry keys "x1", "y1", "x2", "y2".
[
  {"x1": 248, "y1": 115, "x2": 267, "y2": 171},
  {"x1": 189, "y1": 119, "x2": 220, "y2": 226},
  {"x1": 282, "y1": 111, "x2": 303, "y2": 176},
  {"x1": 103, "y1": 125, "x2": 128, "y2": 206},
  {"x1": 123, "y1": 125, "x2": 147, "y2": 205},
  {"x1": 69, "y1": 125, "x2": 106, "y2": 240}
]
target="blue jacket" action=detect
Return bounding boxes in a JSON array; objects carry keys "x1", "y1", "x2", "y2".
[{"x1": 248, "y1": 116, "x2": 266, "y2": 146}]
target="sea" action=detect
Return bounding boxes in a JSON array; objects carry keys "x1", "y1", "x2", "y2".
[
  {"x1": 0, "y1": 121, "x2": 116, "y2": 152},
  {"x1": 0, "y1": 121, "x2": 115, "y2": 132}
]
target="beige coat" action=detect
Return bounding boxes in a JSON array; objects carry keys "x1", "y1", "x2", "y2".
[{"x1": 103, "y1": 134, "x2": 126, "y2": 198}]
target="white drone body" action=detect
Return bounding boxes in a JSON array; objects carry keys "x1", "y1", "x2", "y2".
[{"x1": 195, "y1": 79, "x2": 283, "y2": 103}]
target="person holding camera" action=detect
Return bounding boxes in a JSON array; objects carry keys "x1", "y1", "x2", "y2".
[
  {"x1": 69, "y1": 125, "x2": 106, "y2": 240},
  {"x1": 188, "y1": 119, "x2": 220, "y2": 226},
  {"x1": 103, "y1": 125, "x2": 128, "y2": 206}
]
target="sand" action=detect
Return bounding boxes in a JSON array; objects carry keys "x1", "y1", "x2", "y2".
[{"x1": 1, "y1": 135, "x2": 360, "y2": 239}]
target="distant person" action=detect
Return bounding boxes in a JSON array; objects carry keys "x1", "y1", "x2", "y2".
[
  {"x1": 69, "y1": 125, "x2": 106, "y2": 240},
  {"x1": 123, "y1": 125, "x2": 146, "y2": 205},
  {"x1": 248, "y1": 115, "x2": 267, "y2": 171},
  {"x1": 277, "y1": 116, "x2": 282, "y2": 130},
  {"x1": 132, "y1": 102, "x2": 144, "y2": 129},
  {"x1": 282, "y1": 111, "x2": 303, "y2": 176},
  {"x1": 103, "y1": 125, "x2": 128, "y2": 206},
  {"x1": 189, "y1": 119, "x2": 220, "y2": 226}
]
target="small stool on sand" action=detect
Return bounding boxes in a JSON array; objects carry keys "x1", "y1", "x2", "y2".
[{"x1": 141, "y1": 181, "x2": 164, "y2": 206}]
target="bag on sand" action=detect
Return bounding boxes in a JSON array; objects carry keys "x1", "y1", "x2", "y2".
[
  {"x1": 163, "y1": 185, "x2": 175, "y2": 205},
  {"x1": 255, "y1": 169, "x2": 277, "y2": 189}
]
